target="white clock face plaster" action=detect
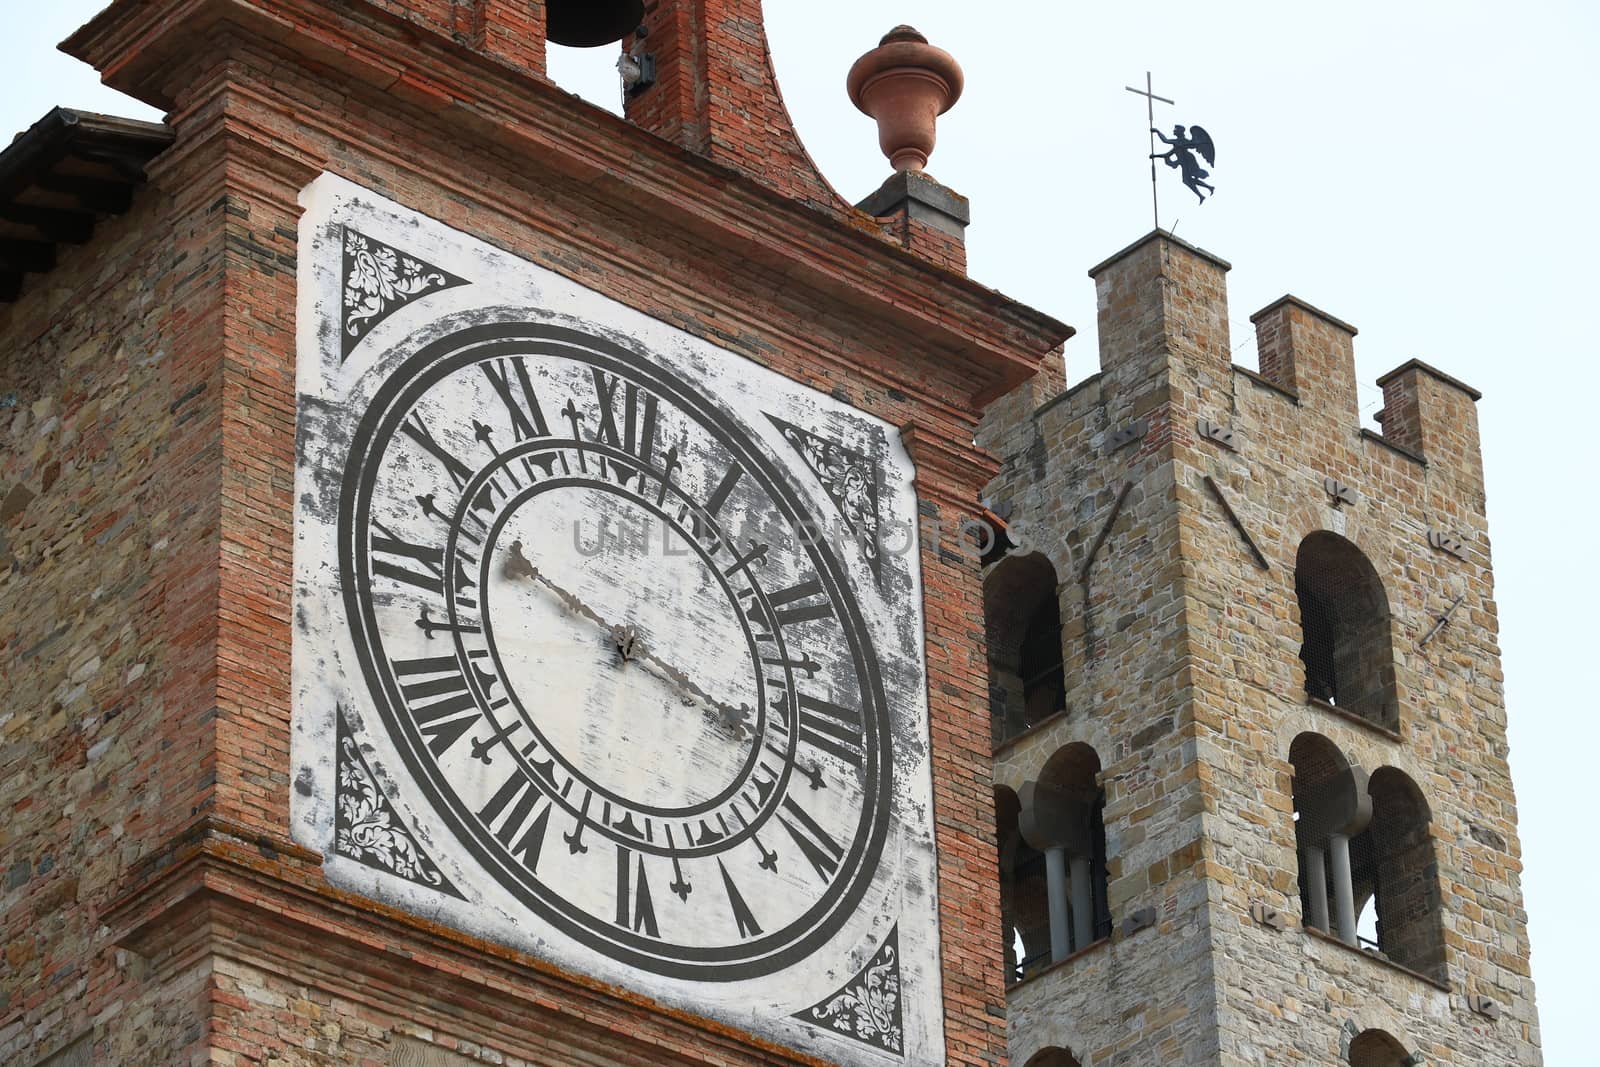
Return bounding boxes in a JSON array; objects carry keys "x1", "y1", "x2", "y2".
[{"x1": 289, "y1": 175, "x2": 944, "y2": 1063}]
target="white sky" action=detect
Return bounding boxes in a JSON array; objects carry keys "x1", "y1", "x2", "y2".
[{"x1": 4, "y1": 1, "x2": 1594, "y2": 1060}]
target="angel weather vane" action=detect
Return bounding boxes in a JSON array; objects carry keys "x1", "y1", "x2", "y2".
[{"x1": 1125, "y1": 73, "x2": 1216, "y2": 228}]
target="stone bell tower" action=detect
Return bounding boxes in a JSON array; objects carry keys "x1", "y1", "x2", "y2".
[{"x1": 979, "y1": 232, "x2": 1542, "y2": 1065}]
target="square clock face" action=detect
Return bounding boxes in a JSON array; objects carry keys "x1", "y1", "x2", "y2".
[{"x1": 289, "y1": 175, "x2": 944, "y2": 1063}]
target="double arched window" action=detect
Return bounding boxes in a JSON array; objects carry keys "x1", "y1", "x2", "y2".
[
  {"x1": 995, "y1": 743, "x2": 1110, "y2": 982},
  {"x1": 1288, "y1": 733, "x2": 1446, "y2": 982}
]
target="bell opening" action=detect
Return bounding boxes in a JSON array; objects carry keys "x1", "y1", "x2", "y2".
[{"x1": 546, "y1": 0, "x2": 645, "y2": 48}]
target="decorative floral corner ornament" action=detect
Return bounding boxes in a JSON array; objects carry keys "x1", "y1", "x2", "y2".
[
  {"x1": 334, "y1": 705, "x2": 461, "y2": 896},
  {"x1": 796, "y1": 927, "x2": 904, "y2": 1055},
  {"x1": 340, "y1": 227, "x2": 467, "y2": 360},
  {"x1": 768, "y1": 415, "x2": 883, "y2": 578}
]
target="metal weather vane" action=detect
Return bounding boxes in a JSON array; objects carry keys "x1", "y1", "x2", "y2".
[
  {"x1": 1154, "y1": 124, "x2": 1216, "y2": 205},
  {"x1": 1125, "y1": 73, "x2": 1217, "y2": 228}
]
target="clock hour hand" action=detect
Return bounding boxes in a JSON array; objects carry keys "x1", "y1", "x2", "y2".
[
  {"x1": 502, "y1": 541, "x2": 748, "y2": 738},
  {"x1": 504, "y1": 540, "x2": 620, "y2": 644}
]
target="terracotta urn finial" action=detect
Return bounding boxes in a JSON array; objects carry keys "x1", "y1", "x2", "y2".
[{"x1": 847, "y1": 26, "x2": 965, "y2": 173}]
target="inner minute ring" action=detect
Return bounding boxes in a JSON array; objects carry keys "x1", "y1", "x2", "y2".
[{"x1": 446, "y1": 437, "x2": 799, "y2": 856}]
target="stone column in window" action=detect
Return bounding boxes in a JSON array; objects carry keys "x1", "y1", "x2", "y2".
[
  {"x1": 1069, "y1": 853, "x2": 1094, "y2": 950},
  {"x1": 1329, "y1": 832, "x2": 1358, "y2": 945},
  {"x1": 1303, "y1": 844, "x2": 1331, "y2": 933},
  {"x1": 1019, "y1": 777, "x2": 1090, "y2": 966},
  {"x1": 1292, "y1": 754, "x2": 1370, "y2": 946},
  {"x1": 1044, "y1": 845, "x2": 1071, "y2": 962}
]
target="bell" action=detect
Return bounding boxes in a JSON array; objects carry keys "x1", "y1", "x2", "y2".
[{"x1": 545, "y1": 0, "x2": 645, "y2": 48}]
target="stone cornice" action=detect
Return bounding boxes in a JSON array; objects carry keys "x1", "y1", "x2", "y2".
[
  {"x1": 104, "y1": 819, "x2": 833, "y2": 1066},
  {"x1": 63, "y1": 0, "x2": 1072, "y2": 407},
  {"x1": 900, "y1": 420, "x2": 1000, "y2": 514}
]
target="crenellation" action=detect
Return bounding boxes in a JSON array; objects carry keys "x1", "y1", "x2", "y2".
[
  {"x1": 1249, "y1": 295, "x2": 1361, "y2": 427},
  {"x1": 1377, "y1": 359, "x2": 1487, "y2": 506},
  {"x1": 1089, "y1": 232, "x2": 1233, "y2": 417}
]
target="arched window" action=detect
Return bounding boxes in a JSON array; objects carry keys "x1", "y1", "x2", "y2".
[
  {"x1": 994, "y1": 786, "x2": 1051, "y2": 982},
  {"x1": 1012, "y1": 743, "x2": 1110, "y2": 972},
  {"x1": 1294, "y1": 533, "x2": 1398, "y2": 732},
  {"x1": 1023, "y1": 1049, "x2": 1084, "y2": 1067},
  {"x1": 1349, "y1": 769, "x2": 1447, "y2": 982},
  {"x1": 984, "y1": 552, "x2": 1065, "y2": 747},
  {"x1": 1347, "y1": 1028, "x2": 1412, "y2": 1067}
]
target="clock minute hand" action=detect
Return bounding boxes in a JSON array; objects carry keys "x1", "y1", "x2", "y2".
[{"x1": 635, "y1": 646, "x2": 753, "y2": 740}]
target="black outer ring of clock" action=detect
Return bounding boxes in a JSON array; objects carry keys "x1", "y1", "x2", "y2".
[{"x1": 338, "y1": 319, "x2": 893, "y2": 981}]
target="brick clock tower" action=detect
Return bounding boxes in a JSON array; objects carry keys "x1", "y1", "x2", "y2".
[
  {"x1": 2, "y1": 1, "x2": 1066, "y2": 1065},
  {"x1": 0, "y1": 3, "x2": 1543, "y2": 1067}
]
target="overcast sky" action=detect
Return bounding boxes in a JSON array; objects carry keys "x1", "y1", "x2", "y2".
[{"x1": 4, "y1": 1, "x2": 1594, "y2": 1060}]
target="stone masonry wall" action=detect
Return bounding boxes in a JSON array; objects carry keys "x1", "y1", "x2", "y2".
[
  {"x1": 977, "y1": 232, "x2": 1540, "y2": 1066},
  {"x1": 979, "y1": 236, "x2": 1224, "y2": 1067},
  {"x1": 0, "y1": 165, "x2": 228, "y2": 1064}
]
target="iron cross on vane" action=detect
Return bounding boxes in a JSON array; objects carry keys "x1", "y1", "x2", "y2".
[{"x1": 1125, "y1": 72, "x2": 1175, "y2": 229}]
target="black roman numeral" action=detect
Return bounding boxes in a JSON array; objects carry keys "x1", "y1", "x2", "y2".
[
  {"x1": 482, "y1": 357, "x2": 551, "y2": 442},
  {"x1": 478, "y1": 768, "x2": 554, "y2": 874},
  {"x1": 400, "y1": 413, "x2": 476, "y2": 490},
  {"x1": 391, "y1": 654, "x2": 501, "y2": 757},
  {"x1": 778, "y1": 796, "x2": 844, "y2": 884},
  {"x1": 615, "y1": 847, "x2": 660, "y2": 938},
  {"x1": 371, "y1": 523, "x2": 475, "y2": 606},
  {"x1": 752, "y1": 578, "x2": 833, "y2": 629},
  {"x1": 693, "y1": 465, "x2": 743, "y2": 542},
  {"x1": 793, "y1": 692, "x2": 865, "y2": 769},
  {"x1": 591, "y1": 369, "x2": 658, "y2": 481},
  {"x1": 718, "y1": 859, "x2": 763, "y2": 938}
]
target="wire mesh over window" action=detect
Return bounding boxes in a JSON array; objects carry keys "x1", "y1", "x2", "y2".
[
  {"x1": 985, "y1": 552, "x2": 1066, "y2": 748},
  {"x1": 1353, "y1": 769, "x2": 1447, "y2": 982},
  {"x1": 1019, "y1": 597, "x2": 1066, "y2": 726},
  {"x1": 1294, "y1": 533, "x2": 1399, "y2": 732},
  {"x1": 1008, "y1": 850, "x2": 1052, "y2": 982}
]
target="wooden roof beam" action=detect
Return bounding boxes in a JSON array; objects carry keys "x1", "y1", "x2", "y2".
[
  {"x1": 0, "y1": 201, "x2": 96, "y2": 244},
  {"x1": 0, "y1": 238, "x2": 57, "y2": 273},
  {"x1": 33, "y1": 173, "x2": 136, "y2": 214}
]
